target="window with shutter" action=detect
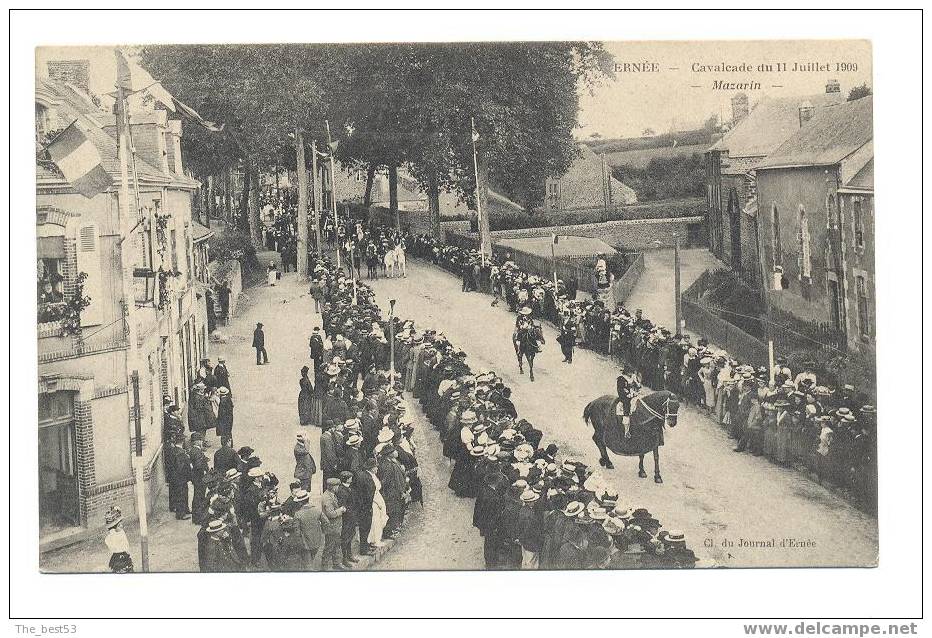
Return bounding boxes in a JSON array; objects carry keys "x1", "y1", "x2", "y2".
[{"x1": 76, "y1": 224, "x2": 103, "y2": 326}]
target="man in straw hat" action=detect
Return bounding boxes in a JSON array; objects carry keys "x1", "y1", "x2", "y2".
[{"x1": 198, "y1": 519, "x2": 242, "y2": 572}]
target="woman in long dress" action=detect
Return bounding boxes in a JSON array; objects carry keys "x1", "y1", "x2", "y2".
[
  {"x1": 368, "y1": 471, "x2": 389, "y2": 547},
  {"x1": 298, "y1": 366, "x2": 314, "y2": 426},
  {"x1": 267, "y1": 261, "x2": 277, "y2": 286}
]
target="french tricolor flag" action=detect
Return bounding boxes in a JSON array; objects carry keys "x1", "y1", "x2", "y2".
[{"x1": 46, "y1": 120, "x2": 112, "y2": 198}]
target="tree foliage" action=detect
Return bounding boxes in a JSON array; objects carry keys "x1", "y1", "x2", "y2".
[
  {"x1": 140, "y1": 42, "x2": 613, "y2": 225},
  {"x1": 847, "y1": 83, "x2": 872, "y2": 101}
]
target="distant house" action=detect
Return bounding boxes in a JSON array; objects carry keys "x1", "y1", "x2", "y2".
[
  {"x1": 754, "y1": 96, "x2": 874, "y2": 354},
  {"x1": 543, "y1": 143, "x2": 637, "y2": 211},
  {"x1": 706, "y1": 81, "x2": 845, "y2": 275}
]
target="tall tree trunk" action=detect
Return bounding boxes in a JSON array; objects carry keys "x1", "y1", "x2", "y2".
[
  {"x1": 477, "y1": 152, "x2": 492, "y2": 258},
  {"x1": 428, "y1": 169, "x2": 441, "y2": 240},
  {"x1": 295, "y1": 129, "x2": 309, "y2": 279},
  {"x1": 311, "y1": 139, "x2": 322, "y2": 253},
  {"x1": 238, "y1": 164, "x2": 251, "y2": 233},
  {"x1": 363, "y1": 162, "x2": 376, "y2": 208},
  {"x1": 248, "y1": 167, "x2": 261, "y2": 248},
  {"x1": 388, "y1": 164, "x2": 399, "y2": 232}
]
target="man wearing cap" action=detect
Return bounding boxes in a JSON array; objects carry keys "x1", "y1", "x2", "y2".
[
  {"x1": 167, "y1": 438, "x2": 192, "y2": 520},
  {"x1": 353, "y1": 458, "x2": 378, "y2": 556},
  {"x1": 320, "y1": 478, "x2": 347, "y2": 570},
  {"x1": 293, "y1": 431, "x2": 317, "y2": 492},
  {"x1": 319, "y1": 422, "x2": 341, "y2": 493},
  {"x1": 253, "y1": 322, "x2": 269, "y2": 366},
  {"x1": 378, "y1": 446, "x2": 408, "y2": 540},
  {"x1": 337, "y1": 471, "x2": 359, "y2": 567},
  {"x1": 309, "y1": 327, "x2": 325, "y2": 374},
  {"x1": 190, "y1": 435, "x2": 210, "y2": 525},
  {"x1": 290, "y1": 488, "x2": 323, "y2": 566},
  {"x1": 216, "y1": 386, "x2": 234, "y2": 446}
]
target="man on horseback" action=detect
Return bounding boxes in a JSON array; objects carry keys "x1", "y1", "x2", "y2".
[
  {"x1": 616, "y1": 365, "x2": 642, "y2": 439},
  {"x1": 514, "y1": 306, "x2": 544, "y2": 381}
]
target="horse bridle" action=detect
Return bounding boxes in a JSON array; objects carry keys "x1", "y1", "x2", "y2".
[{"x1": 638, "y1": 395, "x2": 678, "y2": 427}]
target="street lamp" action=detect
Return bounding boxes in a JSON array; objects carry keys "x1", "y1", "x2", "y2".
[{"x1": 389, "y1": 299, "x2": 397, "y2": 381}]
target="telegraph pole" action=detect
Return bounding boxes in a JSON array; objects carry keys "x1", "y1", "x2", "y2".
[
  {"x1": 389, "y1": 299, "x2": 397, "y2": 380},
  {"x1": 674, "y1": 234, "x2": 683, "y2": 335},
  {"x1": 115, "y1": 50, "x2": 148, "y2": 571}
]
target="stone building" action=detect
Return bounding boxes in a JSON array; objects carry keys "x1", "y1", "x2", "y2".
[
  {"x1": 754, "y1": 96, "x2": 874, "y2": 354},
  {"x1": 706, "y1": 81, "x2": 845, "y2": 278},
  {"x1": 543, "y1": 143, "x2": 637, "y2": 211},
  {"x1": 36, "y1": 67, "x2": 206, "y2": 548}
]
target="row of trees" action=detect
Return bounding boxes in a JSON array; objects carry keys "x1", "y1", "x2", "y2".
[{"x1": 141, "y1": 42, "x2": 614, "y2": 275}]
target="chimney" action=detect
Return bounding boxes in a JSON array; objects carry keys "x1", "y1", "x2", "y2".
[
  {"x1": 102, "y1": 110, "x2": 171, "y2": 174},
  {"x1": 798, "y1": 100, "x2": 815, "y2": 127},
  {"x1": 825, "y1": 78, "x2": 841, "y2": 94},
  {"x1": 731, "y1": 92, "x2": 749, "y2": 124},
  {"x1": 47, "y1": 59, "x2": 90, "y2": 94}
]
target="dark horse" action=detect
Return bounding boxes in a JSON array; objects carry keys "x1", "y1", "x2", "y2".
[
  {"x1": 514, "y1": 323, "x2": 545, "y2": 381},
  {"x1": 582, "y1": 390, "x2": 679, "y2": 483}
]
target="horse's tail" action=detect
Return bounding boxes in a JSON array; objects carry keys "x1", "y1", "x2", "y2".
[{"x1": 582, "y1": 401, "x2": 593, "y2": 428}]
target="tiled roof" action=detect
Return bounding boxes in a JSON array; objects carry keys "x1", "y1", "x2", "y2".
[
  {"x1": 497, "y1": 235, "x2": 617, "y2": 259},
  {"x1": 710, "y1": 91, "x2": 846, "y2": 158},
  {"x1": 844, "y1": 158, "x2": 874, "y2": 190},
  {"x1": 37, "y1": 77, "x2": 173, "y2": 185},
  {"x1": 192, "y1": 221, "x2": 215, "y2": 242},
  {"x1": 756, "y1": 96, "x2": 872, "y2": 169}
]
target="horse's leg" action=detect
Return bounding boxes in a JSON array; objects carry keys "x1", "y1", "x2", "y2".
[
  {"x1": 516, "y1": 348, "x2": 524, "y2": 374},
  {"x1": 638, "y1": 454, "x2": 648, "y2": 478},
  {"x1": 653, "y1": 447, "x2": 663, "y2": 484},
  {"x1": 592, "y1": 429, "x2": 613, "y2": 469},
  {"x1": 528, "y1": 354, "x2": 535, "y2": 382}
]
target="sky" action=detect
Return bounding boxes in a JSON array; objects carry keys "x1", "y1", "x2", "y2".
[
  {"x1": 577, "y1": 40, "x2": 872, "y2": 139},
  {"x1": 37, "y1": 40, "x2": 873, "y2": 140}
]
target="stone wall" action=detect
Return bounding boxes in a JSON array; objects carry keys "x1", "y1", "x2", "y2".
[{"x1": 441, "y1": 216, "x2": 706, "y2": 250}]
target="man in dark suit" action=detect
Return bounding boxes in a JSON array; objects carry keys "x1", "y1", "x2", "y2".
[
  {"x1": 189, "y1": 435, "x2": 210, "y2": 525},
  {"x1": 213, "y1": 437, "x2": 238, "y2": 475},
  {"x1": 168, "y1": 439, "x2": 192, "y2": 520},
  {"x1": 377, "y1": 446, "x2": 408, "y2": 540},
  {"x1": 213, "y1": 358, "x2": 230, "y2": 391},
  {"x1": 336, "y1": 471, "x2": 359, "y2": 568},
  {"x1": 309, "y1": 327, "x2": 325, "y2": 374},
  {"x1": 353, "y1": 458, "x2": 378, "y2": 556},
  {"x1": 253, "y1": 322, "x2": 268, "y2": 365}
]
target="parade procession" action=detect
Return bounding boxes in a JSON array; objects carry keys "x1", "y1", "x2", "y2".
[{"x1": 33, "y1": 37, "x2": 880, "y2": 578}]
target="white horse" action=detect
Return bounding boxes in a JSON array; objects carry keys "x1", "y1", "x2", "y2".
[{"x1": 384, "y1": 245, "x2": 407, "y2": 278}]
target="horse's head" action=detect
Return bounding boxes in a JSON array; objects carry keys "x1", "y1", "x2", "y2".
[{"x1": 664, "y1": 393, "x2": 680, "y2": 428}]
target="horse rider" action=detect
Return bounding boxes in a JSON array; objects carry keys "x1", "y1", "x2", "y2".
[
  {"x1": 514, "y1": 306, "x2": 533, "y2": 344},
  {"x1": 616, "y1": 365, "x2": 641, "y2": 439}
]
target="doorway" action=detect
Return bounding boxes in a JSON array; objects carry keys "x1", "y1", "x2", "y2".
[{"x1": 39, "y1": 392, "x2": 80, "y2": 534}]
